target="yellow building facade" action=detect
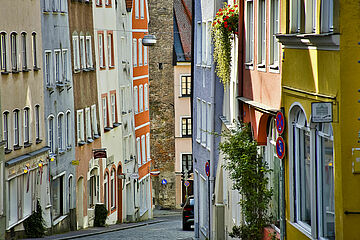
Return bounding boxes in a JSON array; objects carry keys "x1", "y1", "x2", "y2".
[{"x1": 277, "y1": 0, "x2": 360, "y2": 239}]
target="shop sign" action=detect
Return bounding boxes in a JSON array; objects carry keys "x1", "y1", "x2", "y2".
[
  {"x1": 311, "y1": 102, "x2": 332, "y2": 123},
  {"x1": 130, "y1": 173, "x2": 139, "y2": 179}
]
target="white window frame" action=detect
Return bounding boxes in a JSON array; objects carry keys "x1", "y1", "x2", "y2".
[
  {"x1": 257, "y1": 0, "x2": 266, "y2": 67},
  {"x1": 76, "y1": 109, "x2": 84, "y2": 143},
  {"x1": 80, "y1": 35, "x2": 86, "y2": 69},
  {"x1": 196, "y1": 98, "x2": 201, "y2": 142},
  {"x1": 62, "y1": 49, "x2": 68, "y2": 81},
  {"x1": 206, "y1": 103, "x2": 211, "y2": 149},
  {"x1": 144, "y1": 84, "x2": 148, "y2": 110},
  {"x1": 320, "y1": 0, "x2": 334, "y2": 33},
  {"x1": 196, "y1": 22, "x2": 201, "y2": 65},
  {"x1": 0, "y1": 33, "x2": 7, "y2": 71},
  {"x1": 98, "y1": 33, "x2": 104, "y2": 68},
  {"x1": 21, "y1": 33, "x2": 27, "y2": 70},
  {"x1": 10, "y1": 33, "x2": 17, "y2": 71},
  {"x1": 54, "y1": 50, "x2": 61, "y2": 83},
  {"x1": 201, "y1": 100, "x2": 206, "y2": 146},
  {"x1": 206, "y1": 21, "x2": 212, "y2": 66},
  {"x1": 85, "y1": 108, "x2": 92, "y2": 140},
  {"x1": 139, "y1": 85, "x2": 143, "y2": 112},
  {"x1": 140, "y1": 0, "x2": 144, "y2": 19},
  {"x1": 107, "y1": 33, "x2": 113, "y2": 67},
  {"x1": 137, "y1": 137, "x2": 141, "y2": 165},
  {"x1": 111, "y1": 169, "x2": 115, "y2": 209},
  {"x1": 245, "y1": 0, "x2": 254, "y2": 66},
  {"x1": 35, "y1": 105, "x2": 40, "y2": 141},
  {"x1": 91, "y1": 105, "x2": 98, "y2": 136},
  {"x1": 138, "y1": 39, "x2": 143, "y2": 66},
  {"x1": 13, "y1": 110, "x2": 20, "y2": 147},
  {"x1": 144, "y1": 46, "x2": 148, "y2": 65},
  {"x1": 66, "y1": 111, "x2": 71, "y2": 147},
  {"x1": 104, "y1": 172, "x2": 109, "y2": 210},
  {"x1": 141, "y1": 135, "x2": 146, "y2": 165},
  {"x1": 45, "y1": 51, "x2": 52, "y2": 85},
  {"x1": 133, "y1": 38, "x2": 137, "y2": 67},
  {"x1": 102, "y1": 97, "x2": 108, "y2": 128},
  {"x1": 57, "y1": 113, "x2": 64, "y2": 151},
  {"x1": 86, "y1": 36, "x2": 93, "y2": 68},
  {"x1": 23, "y1": 108, "x2": 30, "y2": 144},
  {"x1": 72, "y1": 35, "x2": 80, "y2": 70},
  {"x1": 269, "y1": 0, "x2": 280, "y2": 70},
  {"x1": 201, "y1": 22, "x2": 206, "y2": 65},
  {"x1": 146, "y1": 133, "x2": 150, "y2": 161},
  {"x1": 32, "y1": 33, "x2": 37, "y2": 68},
  {"x1": 134, "y1": 86, "x2": 138, "y2": 114},
  {"x1": 3, "y1": 112, "x2": 9, "y2": 150},
  {"x1": 110, "y1": 93, "x2": 116, "y2": 124},
  {"x1": 135, "y1": 0, "x2": 139, "y2": 19},
  {"x1": 48, "y1": 115, "x2": 54, "y2": 153}
]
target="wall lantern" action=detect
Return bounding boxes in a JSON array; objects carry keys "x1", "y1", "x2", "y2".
[
  {"x1": 142, "y1": 35, "x2": 157, "y2": 46},
  {"x1": 118, "y1": 173, "x2": 126, "y2": 180}
]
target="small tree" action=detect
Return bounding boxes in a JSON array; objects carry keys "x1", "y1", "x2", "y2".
[
  {"x1": 219, "y1": 123, "x2": 272, "y2": 240},
  {"x1": 23, "y1": 200, "x2": 46, "y2": 238}
]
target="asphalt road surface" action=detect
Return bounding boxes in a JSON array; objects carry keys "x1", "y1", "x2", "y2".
[{"x1": 76, "y1": 215, "x2": 194, "y2": 240}]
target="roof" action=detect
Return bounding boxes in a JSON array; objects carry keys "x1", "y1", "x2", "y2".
[{"x1": 174, "y1": 0, "x2": 192, "y2": 62}]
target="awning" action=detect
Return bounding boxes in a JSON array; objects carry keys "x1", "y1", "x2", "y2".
[
  {"x1": 237, "y1": 96, "x2": 280, "y2": 116},
  {"x1": 6, "y1": 146, "x2": 50, "y2": 167}
]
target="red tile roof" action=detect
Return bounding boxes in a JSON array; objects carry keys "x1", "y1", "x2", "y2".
[{"x1": 174, "y1": 0, "x2": 192, "y2": 61}]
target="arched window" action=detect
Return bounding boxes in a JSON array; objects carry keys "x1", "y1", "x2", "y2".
[
  {"x1": 10, "y1": 33, "x2": 17, "y2": 70},
  {"x1": 57, "y1": 113, "x2": 64, "y2": 151},
  {"x1": 104, "y1": 172, "x2": 109, "y2": 210},
  {"x1": 110, "y1": 169, "x2": 116, "y2": 209},
  {"x1": 48, "y1": 115, "x2": 54, "y2": 153}
]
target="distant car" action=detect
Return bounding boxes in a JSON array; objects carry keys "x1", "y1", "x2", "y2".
[{"x1": 182, "y1": 196, "x2": 194, "y2": 230}]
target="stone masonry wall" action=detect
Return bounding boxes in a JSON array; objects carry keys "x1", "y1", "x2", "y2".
[{"x1": 148, "y1": 0, "x2": 176, "y2": 208}]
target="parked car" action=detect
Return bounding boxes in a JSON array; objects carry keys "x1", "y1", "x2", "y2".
[{"x1": 182, "y1": 196, "x2": 194, "y2": 230}]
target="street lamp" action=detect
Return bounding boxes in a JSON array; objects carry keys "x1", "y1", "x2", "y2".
[{"x1": 142, "y1": 35, "x2": 157, "y2": 46}]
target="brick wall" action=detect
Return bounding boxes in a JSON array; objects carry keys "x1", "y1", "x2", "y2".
[{"x1": 148, "y1": 0, "x2": 176, "y2": 208}]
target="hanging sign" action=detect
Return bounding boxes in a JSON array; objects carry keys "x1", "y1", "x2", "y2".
[
  {"x1": 311, "y1": 102, "x2": 332, "y2": 123},
  {"x1": 71, "y1": 160, "x2": 80, "y2": 165},
  {"x1": 276, "y1": 136, "x2": 286, "y2": 159},
  {"x1": 130, "y1": 173, "x2": 139, "y2": 179},
  {"x1": 276, "y1": 111, "x2": 285, "y2": 135},
  {"x1": 93, "y1": 149, "x2": 107, "y2": 159},
  {"x1": 205, "y1": 162, "x2": 210, "y2": 177}
]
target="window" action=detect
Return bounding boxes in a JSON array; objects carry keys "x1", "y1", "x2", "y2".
[
  {"x1": 21, "y1": 33, "x2": 27, "y2": 70},
  {"x1": 139, "y1": 85, "x2": 143, "y2": 112},
  {"x1": 144, "y1": 84, "x2": 148, "y2": 110},
  {"x1": 111, "y1": 169, "x2": 115, "y2": 209},
  {"x1": 45, "y1": 51, "x2": 52, "y2": 85},
  {"x1": 182, "y1": 154, "x2": 192, "y2": 173},
  {"x1": 110, "y1": 92, "x2": 117, "y2": 124},
  {"x1": 321, "y1": 0, "x2": 334, "y2": 33},
  {"x1": 32, "y1": 33, "x2": 37, "y2": 68},
  {"x1": 89, "y1": 169, "x2": 99, "y2": 208},
  {"x1": 207, "y1": 103, "x2": 211, "y2": 148},
  {"x1": 91, "y1": 105, "x2": 99, "y2": 136},
  {"x1": 201, "y1": 101, "x2": 206, "y2": 145},
  {"x1": 105, "y1": 0, "x2": 112, "y2": 6},
  {"x1": 96, "y1": 0, "x2": 102, "y2": 6},
  {"x1": 54, "y1": 50, "x2": 61, "y2": 83},
  {"x1": 269, "y1": 0, "x2": 280, "y2": 68},
  {"x1": 141, "y1": 135, "x2": 146, "y2": 164},
  {"x1": 3, "y1": 112, "x2": 9, "y2": 150},
  {"x1": 85, "y1": 108, "x2": 91, "y2": 140},
  {"x1": 72, "y1": 35, "x2": 80, "y2": 70},
  {"x1": 77, "y1": 110, "x2": 84, "y2": 143},
  {"x1": 86, "y1": 36, "x2": 93, "y2": 68},
  {"x1": 35, "y1": 105, "x2": 40, "y2": 141},
  {"x1": 11, "y1": 33, "x2": 17, "y2": 71},
  {"x1": 24, "y1": 108, "x2": 30, "y2": 144},
  {"x1": 102, "y1": 95, "x2": 109, "y2": 128},
  {"x1": 52, "y1": 175, "x2": 64, "y2": 219},
  {"x1": 62, "y1": 50, "x2": 68, "y2": 81},
  {"x1": 134, "y1": 86, "x2": 138, "y2": 114},
  {"x1": 201, "y1": 22, "x2": 206, "y2": 65},
  {"x1": 107, "y1": 33, "x2": 114, "y2": 67},
  {"x1": 80, "y1": 36, "x2": 85, "y2": 69},
  {"x1": 68, "y1": 176, "x2": 73, "y2": 210},
  {"x1": 206, "y1": 21, "x2": 211, "y2": 65},
  {"x1": 66, "y1": 111, "x2": 71, "y2": 147},
  {"x1": 138, "y1": 39, "x2": 143, "y2": 66},
  {"x1": 48, "y1": 116, "x2": 54, "y2": 153},
  {"x1": 133, "y1": 39, "x2": 137, "y2": 67},
  {"x1": 104, "y1": 172, "x2": 109, "y2": 210},
  {"x1": 57, "y1": 113, "x2": 64, "y2": 151},
  {"x1": 258, "y1": 0, "x2": 266, "y2": 67},
  {"x1": 140, "y1": 0, "x2": 144, "y2": 18},
  {"x1": 196, "y1": 22, "x2": 201, "y2": 65},
  {"x1": 135, "y1": 0, "x2": 139, "y2": 18},
  {"x1": 144, "y1": 46, "x2": 148, "y2": 65},
  {"x1": 181, "y1": 117, "x2": 192, "y2": 137},
  {"x1": 246, "y1": 0, "x2": 254, "y2": 64},
  {"x1": 0, "y1": 33, "x2": 6, "y2": 70},
  {"x1": 137, "y1": 137, "x2": 141, "y2": 165},
  {"x1": 196, "y1": 98, "x2": 201, "y2": 142},
  {"x1": 98, "y1": 33, "x2": 105, "y2": 68},
  {"x1": 13, "y1": 110, "x2": 20, "y2": 147},
  {"x1": 181, "y1": 75, "x2": 191, "y2": 96},
  {"x1": 146, "y1": 133, "x2": 150, "y2": 161}
]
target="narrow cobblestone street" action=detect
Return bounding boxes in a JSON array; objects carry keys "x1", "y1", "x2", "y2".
[{"x1": 75, "y1": 215, "x2": 193, "y2": 240}]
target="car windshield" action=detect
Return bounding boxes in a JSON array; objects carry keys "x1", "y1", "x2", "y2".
[{"x1": 189, "y1": 199, "x2": 194, "y2": 206}]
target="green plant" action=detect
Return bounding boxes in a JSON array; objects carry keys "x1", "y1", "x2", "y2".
[
  {"x1": 23, "y1": 200, "x2": 46, "y2": 238},
  {"x1": 94, "y1": 203, "x2": 108, "y2": 227},
  {"x1": 212, "y1": 3, "x2": 239, "y2": 87},
  {"x1": 219, "y1": 123, "x2": 272, "y2": 240}
]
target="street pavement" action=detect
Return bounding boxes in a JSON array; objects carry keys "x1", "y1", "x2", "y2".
[{"x1": 76, "y1": 215, "x2": 194, "y2": 240}]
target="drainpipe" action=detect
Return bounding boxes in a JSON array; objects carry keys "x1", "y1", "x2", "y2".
[{"x1": 238, "y1": 0, "x2": 244, "y2": 121}]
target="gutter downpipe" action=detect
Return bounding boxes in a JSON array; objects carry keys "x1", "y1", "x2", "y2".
[{"x1": 238, "y1": 0, "x2": 244, "y2": 120}]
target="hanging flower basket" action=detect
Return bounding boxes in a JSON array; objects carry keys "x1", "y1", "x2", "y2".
[{"x1": 212, "y1": 3, "x2": 239, "y2": 87}]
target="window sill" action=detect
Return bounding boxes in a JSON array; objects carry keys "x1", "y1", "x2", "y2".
[
  {"x1": 100, "y1": 66, "x2": 106, "y2": 70},
  {"x1": 22, "y1": 68, "x2": 31, "y2": 72},
  {"x1": 181, "y1": 135, "x2": 192, "y2": 138},
  {"x1": 93, "y1": 134, "x2": 100, "y2": 139},
  {"x1": 24, "y1": 142, "x2": 32, "y2": 148},
  {"x1": 12, "y1": 70, "x2": 20, "y2": 74},
  {"x1": 288, "y1": 222, "x2": 312, "y2": 239},
  {"x1": 78, "y1": 141, "x2": 86, "y2": 146},
  {"x1": 179, "y1": 95, "x2": 191, "y2": 98},
  {"x1": 56, "y1": 82, "x2": 65, "y2": 89},
  {"x1": 257, "y1": 64, "x2": 266, "y2": 72},
  {"x1": 33, "y1": 67, "x2": 41, "y2": 71},
  {"x1": 104, "y1": 127, "x2": 113, "y2": 132},
  {"x1": 109, "y1": 66, "x2": 115, "y2": 69},
  {"x1": 46, "y1": 85, "x2": 55, "y2": 91},
  {"x1": 113, "y1": 122, "x2": 121, "y2": 128},
  {"x1": 5, "y1": 148, "x2": 12, "y2": 154},
  {"x1": 14, "y1": 145, "x2": 22, "y2": 150},
  {"x1": 122, "y1": 111, "x2": 128, "y2": 115},
  {"x1": 1, "y1": 71, "x2": 10, "y2": 75},
  {"x1": 87, "y1": 138, "x2": 94, "y2": 143},
  {"x1": 36, "y1": 138, "x2": 43, "y2": 144},
  {"x1": 269, "y1": 65, "x2": 280, "y2": 73},
  {"x1": 58, "y1": 149, "x2": 66, "y2": 155},
  {"x1": 276, "y1": 32, "x2": 339, "y2": 50},
  {"x1": 66, "y1": 146, "x2": 72, "y2": 151},
  {"x1": 245, "y1": 62, "x2": 253, "y2": 70}
]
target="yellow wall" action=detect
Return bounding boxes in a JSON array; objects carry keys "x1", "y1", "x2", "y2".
[{"x1": 280, "y1": 0, "x2": 360, "y2": 239}]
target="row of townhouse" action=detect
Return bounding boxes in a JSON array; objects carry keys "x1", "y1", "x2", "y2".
[
  {"x1": 193, "y1": 0, "x2": 359, "y2": 239},
  {"x1": 0, "y1": 0, "x2": 153, "y2": 238}
]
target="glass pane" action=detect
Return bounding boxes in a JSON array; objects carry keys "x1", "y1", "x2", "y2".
[
  {"x1": 271, "y1": 148, "x2": 280, "y2": 228},
  {"x1": 300, "y1": 129, "x2": 311, "y2": 226},
  {"x1": 321, "y1": 136, "x2": 335, "y2": 239}
]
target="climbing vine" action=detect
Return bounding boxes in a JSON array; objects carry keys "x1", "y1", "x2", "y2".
[
  {"x1": 212, "y1": 3, "x2": 239, "y2": 87},
  {"x1": 219, "y1": 123, "x2": 272, "y2": 240}
]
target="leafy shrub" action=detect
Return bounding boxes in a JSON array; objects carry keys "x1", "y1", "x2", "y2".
[
  {"x1": 23, "y1": 200, "x2": 46, "y2": 238},
  {"x1": 94, "y1": 203, "x2": 108, "y2": 227}
]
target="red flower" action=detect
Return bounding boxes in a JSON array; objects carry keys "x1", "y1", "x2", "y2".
[
  {"x1": 235, "y1": 32, "x2": 239, "y2": 35},
  {"x1": 218, "y1": 20, "x2": 221, "y2": 23},
  {"x1": 219, "y1": 8, "x2": 222, "y2": 11},
  {"x1": 220, "y1": 12, "x2": 223, "y2": 15},
  {"x1": 228, "y1": 27, "x2": 232, "y2": 31},
  {"x1": 234, "y1": 4, "x2": 238, "y2": 7}
]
